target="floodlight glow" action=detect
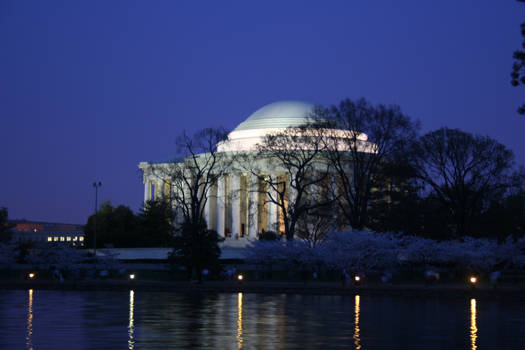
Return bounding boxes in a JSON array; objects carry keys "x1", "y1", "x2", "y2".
[
  {"x1": 28, "y1": 273, "x2": 35, "y2": 279},
  {"x1": 469, "y1": 276, "x2": 478, "y2": 284},
  {"x1": 129, "y1": 274, "x2": 135, "y2": 280},
  {"x1": 354, "y1": 275, "x2": 361, "y2": 282},
  {"x1": 237, "y1": 274, "x2": 243, "y2": 281}
]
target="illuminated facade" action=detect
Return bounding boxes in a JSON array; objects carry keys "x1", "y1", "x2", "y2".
[
  {"x1": 139, "y1": 100, "x2": 371, "y2": 238},
  {"x1": 10, "y1": 220, "x2": 85, "y2": 246}
]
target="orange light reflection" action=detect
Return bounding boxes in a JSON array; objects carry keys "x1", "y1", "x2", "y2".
[
  {"x1": 237, "y1": 292, "x2": 243, "y2": 349},
  {"x1": 470, "y1": 298, "x2": 477, "y2": 350},
  {"x1": 353, "y1": 294, "x2": 361, "y2": 350},
  {"x1": 26, "y1": 289, "x2": 34, "y2": 350}
]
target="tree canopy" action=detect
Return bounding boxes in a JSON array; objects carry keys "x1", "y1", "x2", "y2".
[
  {"x1": 0, "y1": 207, "x2": 14, "y2": 242},
  {"x1": 511, "y1": 2, "x2": 525, "y2": 114},
  {"x1": 84, "y1": 199, "x2": 174, "y2": 248},
  {"x1": 321, "y1": 98, "x2": 419, "y2": 230},
  {"x1": 410, "y1": 128, "x2": 520, "y2": 237},
  {"x1": 170, "y1": 219, "x2": 222, "y2": 281}
]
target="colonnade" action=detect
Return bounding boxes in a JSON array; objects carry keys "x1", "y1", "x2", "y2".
[
  {"x1": 206, "y1": 173, "x2": 280, "y2": 238},
  {"x1": 143, "y1": 173, "x2": 282, "y2": 238}
]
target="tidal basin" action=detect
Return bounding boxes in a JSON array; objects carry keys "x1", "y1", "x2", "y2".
[{"x1": 1, "y1": 289, "x2": 525, "y2": 350}]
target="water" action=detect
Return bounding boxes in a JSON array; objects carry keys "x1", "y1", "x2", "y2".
[{"x1": 0, "y1": 289, "x2": 524, "y2": 349}]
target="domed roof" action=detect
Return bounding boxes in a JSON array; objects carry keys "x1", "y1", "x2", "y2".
[{"x1": 233, "y1": 100, "x2": 316, "y2": 132}]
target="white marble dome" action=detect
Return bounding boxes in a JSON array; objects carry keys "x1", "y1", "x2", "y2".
[
  {"x1": 233, "y1": 100, "x2": 316, "y2": 132},
  {"x1": 218, "y1": 100, "x2": 318, "y2": 152}
]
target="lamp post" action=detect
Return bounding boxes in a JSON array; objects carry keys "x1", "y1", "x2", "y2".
[{"x1": 93, "y1": 181, "x2": 102, "y2": 257}]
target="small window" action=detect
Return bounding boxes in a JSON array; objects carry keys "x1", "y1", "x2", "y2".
[
  {"x1": 73, "y1": 236, "x2": 78, "y2": 241},
  {"x1": 79, "y1": 236, "x2": 84, "y2": 242},
  {"x1": 66, "y1": 236, "x2": 71, "y2": 241},
  {"x1": 54, "y1": 237, "x2": 58, "y2": 242},
  {"x1": 60, "y1": 236, "x2": 65, "y2": 242},
  {"x1": 47, "y1": 237, "x2": 52, "y2": 242}
]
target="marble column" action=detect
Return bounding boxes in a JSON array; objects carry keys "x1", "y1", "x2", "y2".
[
  {"x1": 144, "y1": 179, "x2": 151, "y2": 202},
  {"x1": 268, "y1": 180, "x2": 278, "y2": 232},
  {"x1": 216, "y1": 176, "x2": 225, "y2": 237},
  {"x1": 231, "y1": 174, "x2": 241, "y2": 237},
  {"x1": 155, "y1": 180, "x2": 162, "y2": 200},
  {"x1": 248, "y1": 174, "x2": 259, "y2": 237},
  {"x1": 204, "y1": 186, "x2": 212, "y2": 230}
]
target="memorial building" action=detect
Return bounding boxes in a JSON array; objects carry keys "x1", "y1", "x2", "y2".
[{"x1": 139, "y1": 100, "x2": 372, "y2": 239}]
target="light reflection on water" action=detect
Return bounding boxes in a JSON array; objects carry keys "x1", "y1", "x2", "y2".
[
  {"x1": 237, "y1": 292, "x2": 243, "y2": 349},
  {"x1": 470, "y1": 299, "x2": 477, "y2": 350},
  {"x1": 128, "y1": 290, "x2": 135, "y2": 350},
  {"x1": 0, "y1": 290, "x2": 524, "y2": 349},
  {"x1": 353, "y1": 294, "x2": 361, "y2": 350},
  {"x1": 25, "y1": 289, "x2": 33, "y2": 350}
]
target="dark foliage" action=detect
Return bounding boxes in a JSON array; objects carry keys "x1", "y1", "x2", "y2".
[
  {"x1": 410, "y1": 128, "x2": 519, "y2": 237},
  {"x1": 258, "y1": 230, "x2": 279, "y2": 241},
  {"x1": 138, "y1": 199, "x2": 174, "y2": 247},
  {"x1": 511, "y1": 6, "x2": 525, "y2": 114},
  {"x1": 85, "y1": 201, "x2": 140, "y2": 248},
  {"x1": 170, "y1": 219, "x2": 222, "y2": 281},
  {"x1": 84, "y1": 199, "x2": 174, "y2": 248},
  {"x1": 0, "y1": 207, "x2": 14, "y2": 242}
]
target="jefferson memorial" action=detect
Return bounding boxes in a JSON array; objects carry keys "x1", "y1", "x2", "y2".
[{"x1": 139, "y1": 100, "x2": 370, "y2": 239}]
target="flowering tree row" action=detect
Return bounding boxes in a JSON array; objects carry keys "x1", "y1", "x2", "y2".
[{"x1": 247, "y1": 231, "x2": 525, "y2": 273}]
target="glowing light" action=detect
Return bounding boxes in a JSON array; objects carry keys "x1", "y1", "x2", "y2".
[
  {"x1": 469, "y1": 276, "x2": 478, "y2": 285},
  {"x1": 470, "y1": 298, "x2": 478, "y2": 350},
  {"x1": 237, "y1": 274, "x2": 243, "y2": 281},
  {"x1": 353, "y1": 294, "x2": 361, "y2": 350},
  {"x1": 354, "y1": 275, "x2": 361, "y2": 282},
  {"x1": 28, "y1": 273, "x2": 35, "y2": 279},
  {"x1": 129, "y1": 274, "x2": 135, "y2": 280},
  {"x1": 237, "y1": 292, "x2": 243, "y2": 349},
  {"x1": 128, "y1": 290, "x2": 135, "y2": 350},
  {"x1": 26, "y1": 289, "x2": 34, "y2": 350}
]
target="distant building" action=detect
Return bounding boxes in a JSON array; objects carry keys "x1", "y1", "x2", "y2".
[{"x1": 10, "y1": 220, "x2": 85, "y2": 246}]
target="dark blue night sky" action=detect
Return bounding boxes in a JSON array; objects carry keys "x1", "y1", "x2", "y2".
[{"x1": 1, "y1": 0, "x2": 524, "y2": 224}]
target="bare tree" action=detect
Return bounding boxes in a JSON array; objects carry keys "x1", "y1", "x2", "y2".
[
  {"x1": 322, "y1": 98, "x2": 419, "y2": 230},
  {"x1": 144, "y1": 127, "x2": 233, "y2": 280},
  {"x1": 155, "y1": 127, "x2": 232, "y2": 226},
  {"x1": 411, "y1": 127, "x2": 519, "y2": 236},
  {"x1": 295, "y1": 206, "x2": 333, "y2": 247},
  {"x1": 250, "y1": 121, "x2": 334, "y2": 241}
]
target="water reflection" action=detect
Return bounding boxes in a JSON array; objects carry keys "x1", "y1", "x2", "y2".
[
  {"x1": 3, "y1": 290, "x2": 525, "y2": 349},
  {"x1": 237, "y1": 292, "x2": 243, "y2": 349},
  {"x1": 470, "y1": 298, "x2": 477, "y2": 350},
  {"x1": 26, "y1": 289, "x2": 34, "y2": 350},
  {"x1": 354, "y1": 295, "x2": 361, "y2": 350},
  {"x1": 128, "y1": 290, "x2": 135, "y2": 350}
]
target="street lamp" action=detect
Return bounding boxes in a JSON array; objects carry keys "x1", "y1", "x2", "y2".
[
  {"x1": 469, "y1": 275, "x2": 478, "y2": 287},
  {"x1": 93, "y1": 181, "x2": 102, "y2": 257}
]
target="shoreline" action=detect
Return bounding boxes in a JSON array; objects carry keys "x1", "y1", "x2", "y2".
[{"x1": 1, "y1": 280, "x2": 524, "y2": 299}]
